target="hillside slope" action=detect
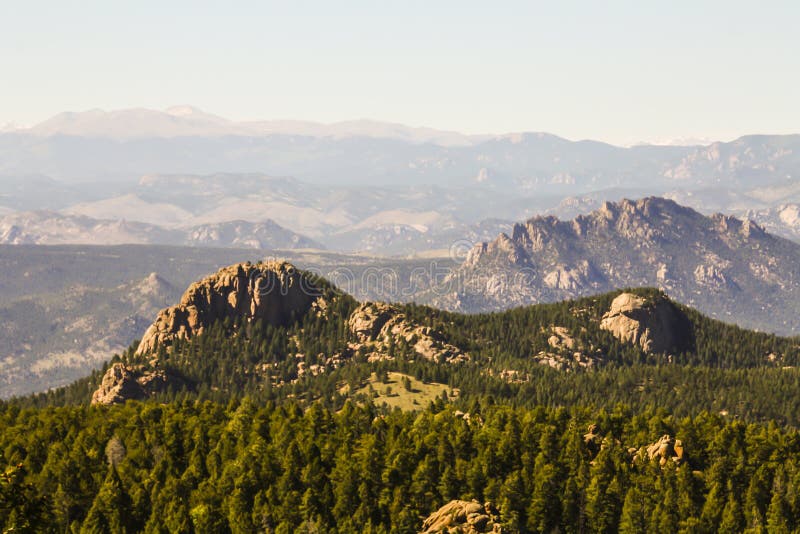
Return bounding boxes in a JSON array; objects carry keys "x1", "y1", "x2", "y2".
[
  {"x1": 23, "y1": 261, "x2": 800, "y2": 426},
  {"x1": 9, "y1": 261, "x2": 800, "y2": 532}
]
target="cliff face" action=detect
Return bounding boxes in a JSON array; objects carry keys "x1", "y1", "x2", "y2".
[
  {"x1": 91, "y1": 363, "x2": 176, "y2": 405},
  {"x1": 423, "y1": 197, "x2": 800, "y2": 335},
  {"x1": 599, "y1": 292, "x2": 691, "y2": 354},
  {"x1": 136, "y1": 261, "x2": 320, "y2": 355},
  {"x1": 91, "y1": 261, "x2": 325, "y2": 405}
]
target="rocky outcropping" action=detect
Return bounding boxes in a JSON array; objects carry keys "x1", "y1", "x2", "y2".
[
  {"x1": 600, "y1": 292, "x2": 690, "y2": 354},
  {"x1": 644, "y1": 434, "x2": 687, "y2": 466},
  {"x1": 349, "y1": 302, "x2": 468, "y2": 364},
  {"x1": 628, "y1": 434, "x2": 688, "y2": 467},
  {"x1": 136, "y1": 261, "x2": 321, "y2": 355},
  {"x1": 421, "y1": 500, "x2": 502, "y2": 533},
  {"x1": 464, "y1": 232, "x2": 530, "y2": 268},
  {"x1": 91, "y1": 363, "x2": 175, "y2": 405},
  {"x1": 693, "y1": 264, "x2": 734, "y2": 290},
  {"x1": 583, "y1": 425, "x2": 688, "y2": 467},
  {"x1": 534, "y1": 325, "x2": 601, "y2": 370}
]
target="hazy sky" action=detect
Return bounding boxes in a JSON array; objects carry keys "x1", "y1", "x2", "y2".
[{"x1": 1, "y1": 0, "x2": 798, "y2": 145}]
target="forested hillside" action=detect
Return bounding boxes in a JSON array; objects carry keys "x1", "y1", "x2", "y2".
[
  {"x1": 3, "y1": 401, "x2": 800, "y2": 532},
  {"x1": 4, "y1": 262, "x2": 800, "y2": 532}
]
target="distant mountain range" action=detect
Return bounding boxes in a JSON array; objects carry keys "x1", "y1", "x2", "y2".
[
  {"x1": 0, "y1": 211, "x2": 322, "y2": 249},
  {"x1": 1, "y1": 106, "x2": 799, "y2": 256},
  {"x1": 0, "y1": 172, "x2": 524, "y2": 253},
  {"x1": 5, "y1": 172, "x2": 800, "y2": 255},
  {"x1": 22, "y1": 106, "x2": 485, "y2": 146},
  {"x1": 1, "y1": 106, "x2": 797, "y2": 190},
  {"x1": 420, "y1": 197, "x2": 800, "y2": 334}
]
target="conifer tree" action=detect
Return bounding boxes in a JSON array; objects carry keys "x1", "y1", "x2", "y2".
[{"x1": 81, "y1": 467, "x2": 133, "y2": 534}]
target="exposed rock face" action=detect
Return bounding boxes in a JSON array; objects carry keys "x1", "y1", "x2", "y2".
[
  {"x1": 543, "y1": 261, "x2": 602, "y2": 290},
  {"x1": 600, "y1": 292, "x2": 690, "y2": 354},
  {"x1": 92, "y1": 261, "x2": 323, "y2": 403},
  {"x1": 547, "y1": 326, "x2": 577, "y2": 351},
  {"x1": 585, "y1": 425, "x2": 688, "y2": 467},
  {"x1": 535, "y1": 325, "x2": 600, "y2": 370},
  {"x1": 421, "y1": 500, "x2": 502, "y2": 533},
  {"x1": 632, "y1": 434, "x2": 687, "y2": 467},
  {"x1": 136, "y1": 261, "x2": 320, "y2": 355},
  {"x1": 693, "y1": 264, "x2": 733, "y2": 289},
  {"x1": 91, "y1": 363, "x2": 173, "y2": 405},
  {"x1": 422, "y1": 197, "x2": 800, "y2": 335},
  {"x1": 348, "y1": 302, "x2": 468, "y2": 364},
  {"x1": 464, "y1": 233, "x2": 530, "y2": 268},
  {"x1": 349, "y1": 302, "x2": 396, "y2": 342}
]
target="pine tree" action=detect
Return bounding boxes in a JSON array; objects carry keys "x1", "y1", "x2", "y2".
[
  {"x1": 527, "y1": 453, "x2": 561, "y2": 534},
  {"x1": 585, "y1": 444, "x2": 622, "y2": 534},
  {"x1": 718, "y1": 489, "x2": 745, "y2": 534},
  {"x1": 619, "y1": 486, "x2": 648, "y2": 534},
  {"x1": 766, "y1": 472, "x2": 791, "y2": 534},
  {"x1": 81, "y1": 467, "x2": 134, "y2": 534},
  {"x1": 700, "y1": 480, "x2": 726, "y2": 531}
]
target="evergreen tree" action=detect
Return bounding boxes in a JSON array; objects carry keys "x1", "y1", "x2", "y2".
[
  {"x1": 526, "y1": 453, "x2": 561, "y2": 534},
  {"x1": 619, "y1": 486, "x2": 648, "y2": 534},
  {"x1": 81, "y1": 467, "x2": 133, "y2": 534}
]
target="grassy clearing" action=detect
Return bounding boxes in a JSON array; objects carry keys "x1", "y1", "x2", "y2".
[{"x1": 345, "y1": 371, "x2": 457, "y2": 410}]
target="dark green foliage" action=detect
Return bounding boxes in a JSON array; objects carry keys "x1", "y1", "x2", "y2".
[
  {"x1": 0, "y1": 463, "x2": 52, "y2": 532},
  {"x1": 4, "y1": 287, "x2": 800, "y2": 531},
  {"x1": 19, "y1": 288, "x2": 800, "y2": 424},
  {"x1": 2, "y1": 402, "x2": 800, "y2": 532}
]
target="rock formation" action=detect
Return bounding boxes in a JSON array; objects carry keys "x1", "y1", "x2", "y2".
[
  {"x1": 92, "y1": 261, "x2": 323, "y2": 403},
  {"x1": 421, "y1": 500, "x2": 502, "y2": 533},
  {"x1": 543, "y1": 261, "x2": 602, "y2": 291},
  {"x1": 600, "y1": 292, "x2": 690, "y2": 354},
  {"x1": 91, "y1": 363, "x2": 175, "y2": 405},
  {"x1": 629, "y1": 434, "x2": 687, "y2": 467},
  {"x1": 348, "y1": 302, "x2": 468, "y2": 364},
  {"x1": 644, "y1": 434, "x2": 687, "y2": 466},
  {"x1": 136, "y1": 261, "x2": 321, "y2": 355},
  {"x1": 423, "y1": 197, "x2": 800, "y2": 335},
  {"x1": 583, "y1": 425, "x2": 687, "y2": 467},
  {"x1": 534, "y1": 325, "x2": 600, "y2": 370}
]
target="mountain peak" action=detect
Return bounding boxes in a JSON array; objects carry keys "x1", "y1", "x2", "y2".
[
  {"x1": 164, "y1": 105, "x2": 204, "y2": 117},
  {"x1": 135, "y1": 261, "x2": 324, "y2": 356},
  {"x1": 427, "y1": 197, "x2": 799, "y2": 334}
]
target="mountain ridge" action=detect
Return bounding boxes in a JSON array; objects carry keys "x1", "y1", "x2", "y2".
[
  {"x1": 19, "y1": 106, "x2": 799, "y2": 148},
  {"x1": 4, "y1": 106, "x2": 798, "y2": 189},
  {"x1": 22, "y1": 259, "x2": 798, "y2": 414},
  {"x1": 421, "y1": 197, "x2": 800, "y2": 334}
]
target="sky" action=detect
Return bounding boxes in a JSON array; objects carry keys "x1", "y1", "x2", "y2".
[{"x1": 1, "y1": 0, "x2": 798, "y2": 145}]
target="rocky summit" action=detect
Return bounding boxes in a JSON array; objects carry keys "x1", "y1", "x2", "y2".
[
  {"x1": 135, "y1": 261, "x2": 322, "y2": 355},
  {"x1": 424, "y1": 197, "x2": 800, "y2": 334},
  {"x1": 92, "y1": 261, "x2": 327, "y2": 404},
  {"x1": 420, "y1": 500, "x2": 502, "y2": 533},
  {"x1": 600, "y1": 292, "x2": 691, "y2": 354}
]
